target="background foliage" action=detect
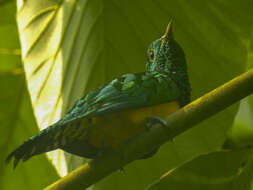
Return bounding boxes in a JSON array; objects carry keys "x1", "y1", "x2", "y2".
[
  {"x1": 0, "y1": 1, "x2": 59, "y2": 190},
  {"x1": 1, "y1": 0, "x2": 253, "y2": 189}
]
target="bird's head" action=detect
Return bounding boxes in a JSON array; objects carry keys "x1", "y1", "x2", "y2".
[
  {"x1": 146, "y1": 21, "x2": 187, "y2": 75},
  {"x1": 146, "y1": 21, "x2": 191, "y2": 105}
]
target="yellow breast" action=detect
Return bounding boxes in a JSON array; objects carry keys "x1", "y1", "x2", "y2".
[{"x1": 86, "y1": 101, "x2": 180, "y2": 149}]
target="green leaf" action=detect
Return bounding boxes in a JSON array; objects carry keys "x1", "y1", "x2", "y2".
[
  {"x1": 224, "y1": 27, "x2": 253, "y2": 149},
  {"x1": 15, "y1": 0, "x2": 252, "y2": 189},
  {"x1": 146, "y1": 149, "x2": 253, "y2": 190},
  {"x1": 224, "y1": 98, "x2": 253, "y2": 148},
  {"x1": 0, "y1": 1, "x2": 59, "y2": 189},
  {"x1": 246, "y1": 25, "x2": 253, "y2": 110}
]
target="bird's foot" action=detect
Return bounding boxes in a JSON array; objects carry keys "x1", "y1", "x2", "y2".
[
  {"x1": 145, "y1": 117, "x2": 174, "y2": 142},
  {"x1": 119, "y1": 167, "x2": 125, "y2": 173},
  {"x1": 145, "y1": 116, "x2": 168, "y2": 130}
]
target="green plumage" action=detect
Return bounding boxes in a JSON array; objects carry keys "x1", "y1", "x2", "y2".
[{"x1": 6, "y1": 22, "x2": 191, "y2": 168}]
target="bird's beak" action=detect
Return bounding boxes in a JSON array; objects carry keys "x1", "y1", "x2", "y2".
[{"x1": 161, "y1": 20, "x2": 173, "y2": 46}]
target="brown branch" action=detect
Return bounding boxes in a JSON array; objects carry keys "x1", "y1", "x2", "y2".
[{"x1": 45, "y1": 69, "x2": 253, "y2": 190}]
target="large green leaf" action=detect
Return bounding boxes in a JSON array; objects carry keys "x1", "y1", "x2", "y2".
[
  {"x1": 0, "y1": 1, "x2": 59, "y2": 190},
  {"x1": 247, "y1": 24, "x2": 253, "y2": 110},
  {"x1": 146, "y1": 149, "x2": 253, "y2": 190},
  {"x1": 14, "y1": 0, "x2": 252, "y2": 189},
  {"x1": 224, "y1": 7, "x2": 253, "y2": 149},
  {"x1": 224, "y1": 98, "x2": 253, "y2": 148}
]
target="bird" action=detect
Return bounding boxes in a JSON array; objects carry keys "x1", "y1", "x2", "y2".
[{"x1": 6, "y1": 21, "x2": 191, "y2": 168}]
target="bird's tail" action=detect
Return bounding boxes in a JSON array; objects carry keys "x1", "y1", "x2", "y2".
[
  {"x1": 6, "y1": 122, "x2": 66, "y2": 169},
  {"x1": 6, "y1": 139, "x2": 39, "y2": 168}
]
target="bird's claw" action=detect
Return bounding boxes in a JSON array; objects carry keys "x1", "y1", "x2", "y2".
[
  {"x1": 145, "y1": 116, "x2": 168, "y2": 130},
  {"x1": 119, "y1": 167, "x2": 125, "y2": 173},
  {"x1": 145, "y1": 117, "x2": 174, "y2": 142}
]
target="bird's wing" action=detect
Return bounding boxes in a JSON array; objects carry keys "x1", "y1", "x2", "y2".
[
  {"x1": 63, "y1": 72, "x2": 181, "y2": 121},
  {"x1": 6, "y1": 72, "x2": 181, "y2": 167}
]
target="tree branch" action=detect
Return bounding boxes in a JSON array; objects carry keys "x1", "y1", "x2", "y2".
[{"x1": 45, "y1": 69, "x2": 253, "y2": 190}]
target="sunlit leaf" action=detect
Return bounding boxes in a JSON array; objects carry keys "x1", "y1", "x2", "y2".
[{"x1": 0, "y1": 1, "x2": 59, "y2": 189}]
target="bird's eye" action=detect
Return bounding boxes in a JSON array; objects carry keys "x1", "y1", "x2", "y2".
[{"x1": 149, "y1": 50, "x2": 155, "y2": 61}]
